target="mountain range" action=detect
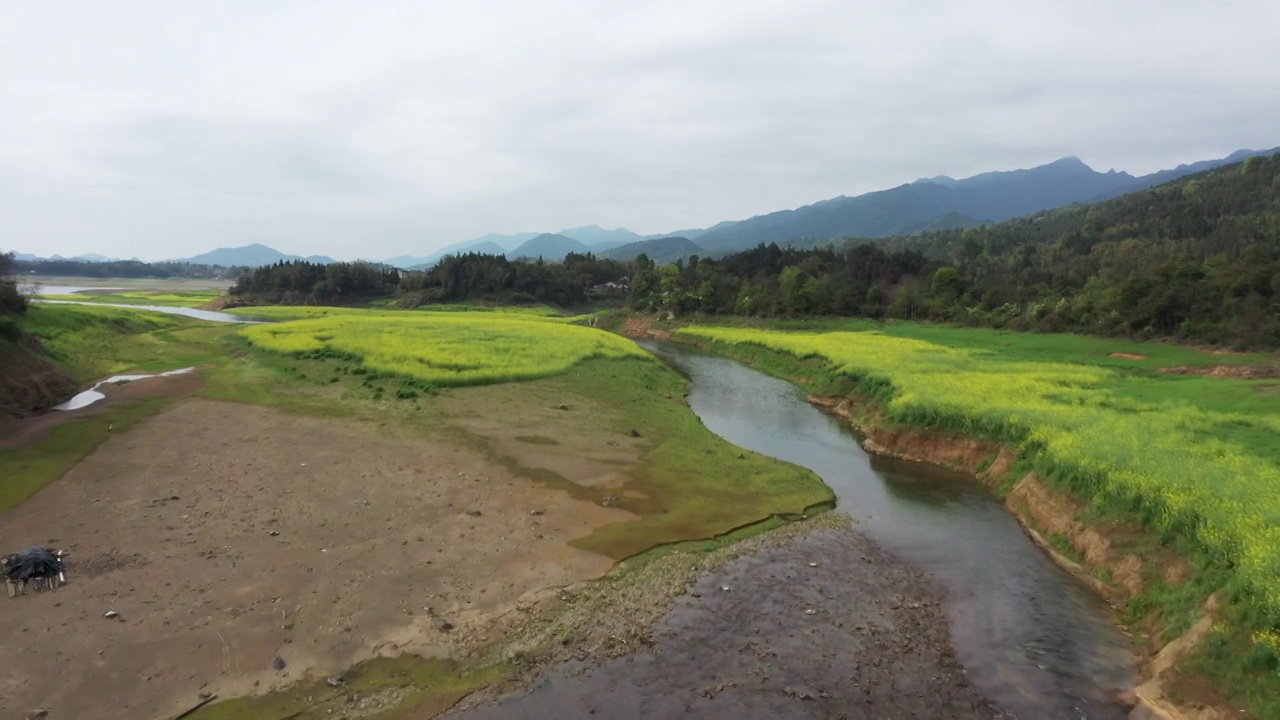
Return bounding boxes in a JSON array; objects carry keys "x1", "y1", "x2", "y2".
[
  {"x1": 180, "y1": 244, "x2": 336, "y2": 267},
  {"x1": 392, "y1": 146, "x2": 1279, "y2": 264},
  {"x1": 16, "y1": 146, "x2": 1276, "y2": 269},
  {"x1": 691, "y1": 147, "x2": 1280, "y2": 253},
  {"x1": 10, "y1": 252, "x2": 131, "y2": 263}
]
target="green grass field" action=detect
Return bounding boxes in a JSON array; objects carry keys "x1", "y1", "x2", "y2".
[
  {"x1": 239, "y1": 310, "x2": 646, "y2": 386},
  {"x1": 40, "y1": 289, "x2": 224, "y2": 307},
  {"x1": 19, "y1": 302, "x2": 226, "y2": 382},
  {"x1": 677, "y1": 321, "x2": 1280, "y2": 714},
  {"x1": 226, "y1": 302, "x2": 567, "y2": 321}
]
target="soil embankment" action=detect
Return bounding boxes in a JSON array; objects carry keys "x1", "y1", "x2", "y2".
[
  {"x1": 450, "y1": 517, "x2": 996, "y2": 719},
  {"x1": 0, "y1": 333, "x2": 76, "y2": 417}
]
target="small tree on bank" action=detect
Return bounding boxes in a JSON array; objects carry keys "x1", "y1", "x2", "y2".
[{"x1": 0, "y1": 252, "x2": 28, "y2": 314}]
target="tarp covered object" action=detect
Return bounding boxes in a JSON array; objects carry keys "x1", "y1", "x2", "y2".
[{"x1": 3, "y1": 546, "x2": 64, "y2": 582}]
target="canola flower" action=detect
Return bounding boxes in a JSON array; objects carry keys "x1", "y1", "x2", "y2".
[
  {"x1": 241, "y1": 311, "x2": 647, "y2": 386},
  {"x1": 680, "y1": 326, "x2": 1280, "y2": 632}
]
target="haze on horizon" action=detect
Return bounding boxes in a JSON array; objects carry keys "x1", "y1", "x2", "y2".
[{"x1": 3, "y1": 0, "x2": 1279, "y2": 262}]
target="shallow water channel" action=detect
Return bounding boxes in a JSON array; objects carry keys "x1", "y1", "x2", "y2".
[
  {"x1": 642, "y1": 339, "x2": 1136, "y2": 719},
  {"x1": 52, "y1": 367, "x2": 195, "y2": 410},
  {"x1": 35, "y1": 298, "x2": 257, "y2": 323}
]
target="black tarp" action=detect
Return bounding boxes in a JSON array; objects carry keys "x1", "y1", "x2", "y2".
[{"x1": 3, "y1": 546, "x2": 64, "y2": 582}]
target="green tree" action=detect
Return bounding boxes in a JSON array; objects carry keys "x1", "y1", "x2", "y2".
[
  {"x1": 929, "y1": 266, "x2": 963, "y2": 303},
  {"x1": 0, "y1": 251, "x2": 27, "y2": 314}
]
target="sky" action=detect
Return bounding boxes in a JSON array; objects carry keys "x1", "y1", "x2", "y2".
[{"x1": 3, "y1": 1, "x2": 1279, "y2": 262}]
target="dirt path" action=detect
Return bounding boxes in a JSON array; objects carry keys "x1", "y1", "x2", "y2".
[
  {"x1": 0, "y1": 400, "x2": 632, "y2": 720},
  {"x1": 449, "y1": 520, "x2": 997, "y2": 720}
]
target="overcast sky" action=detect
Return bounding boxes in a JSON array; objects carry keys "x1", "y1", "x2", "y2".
[{"x1": 3, "y1": 1, "x2": 1279, "y2": 261}]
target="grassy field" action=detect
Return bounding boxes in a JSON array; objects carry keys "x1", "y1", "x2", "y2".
[
  {"x1": 239, "y1": 311, "x2": 644, "y2": 387},
  {"x1": 225, "y1": 302, "x2": 567, "y2": 321},
  {"x1": 39, "y1": 288, "x2": 223, "y2": 307},
  {"x1": 19, "y1": 302, "x2": 229, "y2": 382},
  {"x1": 677, "y1": 321, "x2": 1280, "y2": 714},
  {"x1": 535, "y1": 357, "x2": 830, "y2": 558},
  {"x1": 27, "y1": 275, "x2": 233, "y2": 290}
]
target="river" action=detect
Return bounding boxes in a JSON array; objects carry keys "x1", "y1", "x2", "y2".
[{"x1": 642, "y1": 339, "x2": 1135, "y2": 719}]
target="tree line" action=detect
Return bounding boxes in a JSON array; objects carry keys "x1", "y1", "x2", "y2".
[
  {"x1": 1, "y1": 252, "x2": 26, "y2": 315},
  {"x1": 13, "y1": 258, "x2": 244, "y2": 280},
  {"x1": 231, "y1": 260, "x2": 401, "y2": 304},
  {"x1": 233, "y1": 252, "x2": 630, "y2": 307}
]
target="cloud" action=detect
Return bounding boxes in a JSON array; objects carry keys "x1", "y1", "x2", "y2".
[{"x1": 2, "y1": 0, "x2": 1279, "y2": 260}]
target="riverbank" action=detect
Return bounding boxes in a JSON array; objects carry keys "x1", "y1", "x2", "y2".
[
  {"x1": 648, "y1": 321, "x2": 1274, "y2": 720},
  {"x1": 447, "y1": 513, "x2": 997, "y2": 719}
]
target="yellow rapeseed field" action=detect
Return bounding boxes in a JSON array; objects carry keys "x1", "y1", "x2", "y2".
[
  {"x1": 679, "y1": 326, "x2": 1280, "y2": 629},
  {"x1": 240, "y1": 311, "x2": 646, "y2": 386}
]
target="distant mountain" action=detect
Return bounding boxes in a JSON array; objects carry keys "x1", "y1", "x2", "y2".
[
  {"x1": 405, "y1": 241, "x2": 507, "y2": 271},
  {"x1": 601, "y1": 237, "x2": 705, "y2": 265},
  {"x1": 74, "y1": 253, "x2": 116, "y2": 263},
  {"x1": 385, "y1": 254, "x2": 436, "y2": 269},
  {"x1": 587, "y1": 240, "x2": 631, "y2": 252},
  {"x1": 559, "y1": 224, "x2": 643, "y2": 248},
  {"x1": 693, "y1": 148, "x2": 1280, "y2": 254},
  {"x1": 462, "y1": 232, "x2": 541, "y2": 252},
  {"x1": 393, "y1": 233, "x2": 540, "y2": 266},
  {"x1": 10, "y1": 252, "x2": 40, "y2": 261},
  {"x1": 645, "y1": 220, "x2": 739, "y2": 241},
  {"x1": 409, "y1": 225, "x2": 697, "y2": 263},
  {"x1": 181, "y1": 243, "x2": 335, "y2": 267},
  {"x1": 507, "y1": 233, "x2": 589, "y2": 260}
]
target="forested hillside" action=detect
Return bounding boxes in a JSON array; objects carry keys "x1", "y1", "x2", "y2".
[
  {"x1": 883, "y1": 152, "x2": 1280, "y2": 345},
  {"x1": 693, "y1": 149, "x2": 1279, "y2": 254},
  {"x1": 629, "y1": 153, "x2": 1280, "y2": 347}
]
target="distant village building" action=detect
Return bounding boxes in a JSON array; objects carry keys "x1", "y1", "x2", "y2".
[{"x1": 591, "y1": 280, "x2": 629, "y2": 294}]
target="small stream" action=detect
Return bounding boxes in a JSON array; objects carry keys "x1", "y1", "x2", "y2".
[
  {"x1": 642, "y1": 340, "x2": 1136, "y2": 719},
  {"x1": 53, "y1": 368, "x2": 195, "y2": 410},
  {"x1": 35, "y1": 299, "x2": 258, "y2": 324}
]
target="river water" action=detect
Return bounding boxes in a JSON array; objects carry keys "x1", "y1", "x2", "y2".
[
  {"x1": 34, "y1": 286, "x2": 256, "y2": 323},
  {"x1": 642, "y1": 339, "x2": 1136, "y2": 719},
  {"x1": 53, "y1": 368, "x2": 196, "y2": 410}
]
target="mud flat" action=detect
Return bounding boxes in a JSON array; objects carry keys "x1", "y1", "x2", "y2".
[
  {"x1": 0, "y1": 399, "x2": 630, "y2": 720},
  {"x1": 450, "y1": 517, "x2": 996, "y2": 719}
]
